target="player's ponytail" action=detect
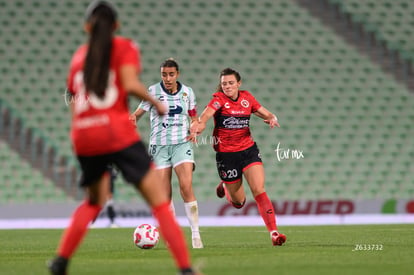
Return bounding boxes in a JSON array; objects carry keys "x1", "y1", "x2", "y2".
[{"x1": 83, "y1": 1, "x2": 117, "y2": 99}]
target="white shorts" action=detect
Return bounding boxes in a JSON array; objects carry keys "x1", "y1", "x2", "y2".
[{"x1": 149, "y1": 142, "x2": 194, "y2": 169}]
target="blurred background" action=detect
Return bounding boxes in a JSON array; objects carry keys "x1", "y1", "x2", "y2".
[{"x1": 0, "y1": 0, "x2": 413, "y2": 222}]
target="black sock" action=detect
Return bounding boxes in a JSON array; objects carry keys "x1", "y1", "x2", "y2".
[
  {"x1": 107, "y1": 205, "x2": 116, "y2": 223},
  {"x1": 180, "y1": 267, "x2": 194, "y2": 275}
]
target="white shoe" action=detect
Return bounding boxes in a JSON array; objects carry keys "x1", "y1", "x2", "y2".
[
  {"x1": 109, "y1": 223, "x2": 120, "y2": 228},
  {"x1": 192, "y1": 237, "x2": 204, "y2": 249}
]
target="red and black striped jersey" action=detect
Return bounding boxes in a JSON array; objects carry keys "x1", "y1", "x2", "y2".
[{"x1": 207, "y1": 90, "x2": 261, "y2": 152}]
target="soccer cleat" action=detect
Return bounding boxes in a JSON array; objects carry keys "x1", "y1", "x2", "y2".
[
  {"x1": 109, "y1": 222, "x2": 120, "y2": 228},
  {"x1": 47, "y1": 256, "x2": 68, "y2": 275},
  {"x1": 179, "y1": 267, "x2": 196, "y2": 275},
  {"x1": 216, "y1": 182, "x2": 225, "y2": 198},
  {"x1": 192, "y1": 237, "x2": 204, "y2": 249},
  {"x1": 271, "y1": 231, "x2": 286, "y2": 246}
]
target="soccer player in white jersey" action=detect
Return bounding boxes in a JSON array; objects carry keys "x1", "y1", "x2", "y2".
[{"x1": 130, "y1": 58, "x2": 203, "y2": 249}]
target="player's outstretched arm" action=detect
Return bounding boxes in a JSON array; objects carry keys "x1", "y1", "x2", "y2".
[
  {"x1": 120, "y1": 65, "x2": 167, "y2": 115},
  {"x1": 254, "y1": 106, "x2": 280, "y2": 128},
  {"x1": 188, "y1": 106, "x2": 216, "y2": 141},
  {"x1": 186, "y1": 115, "x2": 199, "y2": 143},
  {"x1": 129, "y1": 107, "x2": 146, "y2": 125}
]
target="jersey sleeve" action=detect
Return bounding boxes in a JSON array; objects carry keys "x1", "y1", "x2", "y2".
[
  {"x1": 207, "y1": 93, "x2": 223, "y2": 111},
  {"x1": 248, "y1": 92, "x2": 262, "y2": 113},
  {"x1": 187, "y1": 88, "x2": 197, "y2": 117},
  {"x1": 138, "y1": 87, "x2": 153, "y2": 111},
  {"x1": 119, "y1": 39, "x2": 142, "y2": 73},
  {"x1": 138, "y1": 99, "x2": 151, "y2": 112}
]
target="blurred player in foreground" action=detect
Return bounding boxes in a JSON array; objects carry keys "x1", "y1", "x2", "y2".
[{"x1": 48, "y1": 1, "x2": 198, "y2": 274}]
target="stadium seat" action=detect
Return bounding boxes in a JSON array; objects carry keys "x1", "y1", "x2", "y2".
[
  {"x1": 0, "y1": 140, "x2": 72, "y2": 203},
  {"x1": 331, "y1": 0, "x2": 414, "y2": 62}
]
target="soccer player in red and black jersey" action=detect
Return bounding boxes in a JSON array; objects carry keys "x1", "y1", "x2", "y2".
[
  {"x1": 48, "y1": 1, "x2": 197, "y2": 275},
  {"x1": 190, "y1": 67, "x2": 286, "y2": 246}
]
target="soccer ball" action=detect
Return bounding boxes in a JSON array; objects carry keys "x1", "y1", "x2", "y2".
[{"x1": 133, "y1": 224, "x2": 160, "y2": 249}]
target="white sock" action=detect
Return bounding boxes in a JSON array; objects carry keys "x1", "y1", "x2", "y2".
[
  {"x1": 106, "y1": 198, "x2": 114, "y2": 207},
  {"x1": 270, "y1": 230, "x2": 279, "y2": 237},
  {"x1": 184, "y1": 201, "x2": 200, "y2": 239},
  {"x1": 169, "y1": 199, "x2": 176, "y2": 216}
]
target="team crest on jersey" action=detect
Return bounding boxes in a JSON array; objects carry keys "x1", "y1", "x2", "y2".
[
  {"x1": 224, "y1": 102, "x2": 230, "y2": 109},
  {"x1": 182, "y1": 92, "x2": 189, "y2": 103},
  {"x1": 241, "y1": 99, "x2": 249, "y2": 108},
  {"x1": 213, "y1": 101, "x2": 221, "y2": 109},
  {"x1": 158, "y1": 95, "x2": 165, "y2": 101}
]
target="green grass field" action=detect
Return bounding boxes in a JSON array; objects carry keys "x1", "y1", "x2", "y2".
[{"x1": 0, "y1": 224, "x2": 413, "y2": 275}]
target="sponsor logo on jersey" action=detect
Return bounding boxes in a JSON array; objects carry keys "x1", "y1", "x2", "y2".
[
  {"x1": 231, "y1": 110, "x2": 245, "y2": 114},
  {"x1": 222, "y1": 117, "x2": 249, "y2": 129},
  {"x1": 162, "y1": 122, "x2": 184, "y2": 128},
  {"x1": 168, "y1": 105, "x2": 183, "y2": 117},
  {"x1": 224, "y1": 102, "x2": 230, "y2": 108},
  {"x1": 74, "y1": 114, "x2": 109, "y2": 129}
]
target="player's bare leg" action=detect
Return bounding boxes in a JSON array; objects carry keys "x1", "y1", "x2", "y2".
[
  {"x1": 155, "y1": 167, "x2": 174, "y2": 214},
  {"x1": 243, "y1": 164, "x2": 265, "y2": 197},
  {"x1": 221, "y1": 180, "x2": 246, "y2": 209},
  {"x1": 175, "y1": 162, "x2": 203, "y2": 249}
]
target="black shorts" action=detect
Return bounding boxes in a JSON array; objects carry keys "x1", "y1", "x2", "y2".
[
  {"x1": 77, "y1": 141, "x2": 152, "y2": 187},
  {"x1": 216, "y1": 143, "x2": 263, "y2": 183}
]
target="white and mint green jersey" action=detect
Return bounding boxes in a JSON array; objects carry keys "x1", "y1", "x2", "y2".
[{"x1": 139, "y1": 81, "x2": 197, "y2": 145}]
